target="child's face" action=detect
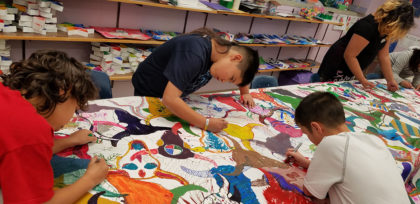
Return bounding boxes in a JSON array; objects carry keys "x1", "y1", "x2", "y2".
[
  {"x1": 43, "y1": 97, "x2": 78, "y2": 131},
  {"x1": 210, "y1": 56, "x2": 243, "y2": 85}
]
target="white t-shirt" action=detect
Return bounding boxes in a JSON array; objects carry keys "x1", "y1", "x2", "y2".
[{"x1": 304, "y1": 132, "x2": 410, "y2": 204}]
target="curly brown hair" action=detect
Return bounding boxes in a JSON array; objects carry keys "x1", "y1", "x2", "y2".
[{"x1": 1, "y1": 50, "x2": 97, "y2": 116}]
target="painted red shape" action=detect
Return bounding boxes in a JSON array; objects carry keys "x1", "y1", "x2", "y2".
[{"x1": 138, "y1": 170, "x2": 146, "y2": 177}]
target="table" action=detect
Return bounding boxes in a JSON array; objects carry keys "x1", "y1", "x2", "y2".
[{"x1": 54, "y1": 79, "x2": 420, "y2": 203}]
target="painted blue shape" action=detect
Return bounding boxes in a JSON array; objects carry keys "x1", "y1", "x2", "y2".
[
  {"x1": 122, "y1": 163, "x2": 138, "y2": 170},
  {"x1": 390, "y1": 103, "x2": 410, "y2": 112},
  {"x1": 398, "y1": 112, "x2": 420, "y2": 125},
  {"x1": 51, "y1": 155, "x2": 89, "y2": 178},
  {"x1": 206, "y1": 132, "x2": 230, "y2": 151},
  {"x1": 132, "y1": 142, "x2": 144, "y2": 150},
  {"x1": 375, "y1": 127, "x2": 413, "y2": 148},
  {"x1": 144, "y1": 163, "x2": 157, "y2": 169},
  {"x1": 165, "y1": 148, "x2": 174, "y2": 155},
  {"x1": 401, "y1": 162, "x2": 412, "y2": 182},
  {"x1": 210, "y1": 165, "x2": 258, "y2": 204}
]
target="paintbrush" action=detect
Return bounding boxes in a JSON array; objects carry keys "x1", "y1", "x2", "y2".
[{"x1": 284, "y1": 142, "x2": 302, "y2": 165}]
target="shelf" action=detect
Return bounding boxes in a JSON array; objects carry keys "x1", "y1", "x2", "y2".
[
  {"x1": 108, "y1": 0, "x2": 218, "y2": 14},
  {"x1": 109, "y1": 72, "x2": 133, "y2": 81},
  {"x1": 258, "y1": 65, "x2": 319, "y2": 73},
  {"x1": 0, "y1": 31, "x2": 164, "y2": 45},
  {"x1": 244, "y1": 43, "x2": 331, "y2": 47},
  {"x1": 109, "y1": 0, "x2": 343, "y2": 26},
  {"x1": 0, "y1": 31, "x2": 331, "y2": 48}
]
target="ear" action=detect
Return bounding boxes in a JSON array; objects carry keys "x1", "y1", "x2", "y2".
[
  {"x1": 230, "y1": 53, "x2": 242, "y2": 63},
  {"x1": 310, "y1": 122, "x2": 323, "y2": 135}
]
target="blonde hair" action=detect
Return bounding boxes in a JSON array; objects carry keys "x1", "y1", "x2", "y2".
[{"x1": 374, "y1": 0, "x2": 414, "y2": 42}]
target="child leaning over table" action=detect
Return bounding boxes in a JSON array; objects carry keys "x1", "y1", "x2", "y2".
[
  {"x1": 286, "y1": 92, "x2": 409, "y2": 204},
  {"x1": 0, "y1": 50, "x2": 109, "y2": 204}
]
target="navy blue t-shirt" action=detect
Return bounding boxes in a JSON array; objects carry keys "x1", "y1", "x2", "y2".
[
  {"x1": 318, "y1": 14, "x2": 387, "y2": 81},
  {"x1": 132, "y1": 34, "x2": 213, "y2": 97}
]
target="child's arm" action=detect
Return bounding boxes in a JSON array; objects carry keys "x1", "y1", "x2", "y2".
[
  {"x1": 44, "y1": 156, "x2": 108, "y2": 204},
  {"x1": 239, "y1": 85, "x2": 255, "y2": 108},
  {"x1": 162, "y1": 81, "x2": 228, "y2": 132},
  {"x1": 53, "y1": 129, "x2": 97, "y2": 154}
]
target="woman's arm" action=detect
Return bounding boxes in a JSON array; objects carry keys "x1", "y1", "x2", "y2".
[
  {"x1": 343, "y1": 34, "x2": 375, "y2": 89},
  {"x1": 162, "y1": 81, "x2": 228, "y2": 132},
  {"x1": 377, "y1": 40, "x2": 399, "y2": 91}
]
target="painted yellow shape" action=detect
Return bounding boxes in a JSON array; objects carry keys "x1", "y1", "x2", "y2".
[
  {"x1": 145, "y1": 97, "x2": 173, "y2": 125},
  {"x1": 156, "y1": 139, "x2": 164, "y2": 147},
  {"x1": 75, "y1": 193, "x2": 120, "y2": 204},
  {"x1": 224, "y1": 123, "x2": 263, "y2": 150},
  {"x1": 191, "y1": 146, "x2": 206, "y2": 152}
]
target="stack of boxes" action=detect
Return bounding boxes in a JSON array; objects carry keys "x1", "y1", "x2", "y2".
[
  {"x1": 0, "y1": 3, "x2": 18, "y2": 32},
  {"x1": 0, "y1": 40, "x2": 12, "y2": 75},
  {"x1": 12, "y1": 0, "x2": 63, "y2": 34},
  {"x1": 88, "y1": 43, "x2": 152, "y2": 75},
  {"x1": 58, "y1": 22, "x2": 94, "y2": 37}
]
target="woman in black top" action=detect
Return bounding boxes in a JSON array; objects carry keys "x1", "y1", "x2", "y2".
[{"x1": 318, "y1": 0, "x2": 414, "y2": 91}]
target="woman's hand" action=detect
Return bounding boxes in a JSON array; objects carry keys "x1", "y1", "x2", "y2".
[
  {"x1": 360, "y1": 79, "x2": 375, "y2": 89},
  {"x1": 240, "y1": 93, "x2": 255, "y2": 108},
  {"x1": 387, "y1": 80, "x2": 399, "y2": 92}
]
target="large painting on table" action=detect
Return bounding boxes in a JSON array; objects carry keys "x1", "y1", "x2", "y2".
[{"x1": 54, "y1": 79, "x2": 420, "y2": 203}]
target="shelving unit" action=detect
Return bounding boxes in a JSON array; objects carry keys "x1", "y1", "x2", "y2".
[
  {"x1": 258, "y1": 64, "x2": 320, "y2": 73},
  {"x1": 4, "y1": 0, "x2": 348, "y2": 82},
  {"x1": 108, "y1": 0, "x2": 344, "y2": 26}
]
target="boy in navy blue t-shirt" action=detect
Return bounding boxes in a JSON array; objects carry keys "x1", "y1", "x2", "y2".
[{"x1": 132, "y1": 28, "x2": 259, "y2": 132}]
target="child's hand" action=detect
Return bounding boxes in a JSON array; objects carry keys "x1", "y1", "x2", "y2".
[
  {"x1": 285, "y1": 148, "x2": 310, "y2": 168},
  {"x1": 240, "y1": 93, "x2": 255, "y2": 108},
  {"x1": 400, "y1": 81, "x2": 413, "y2": 89},
  {"x1": 207, "y1": 118, "x2": 228, "y2": 132},
  {"x1": 84, "y1": 156, "x2": 109, "y2": 186},
  {"x1": 415, "y1": 84, "x2": 420, "y2": 91},
  {"x1": 69, "y1": 129, "x2": 97, "y2": 146}
]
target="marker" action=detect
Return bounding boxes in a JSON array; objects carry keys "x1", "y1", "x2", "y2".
[{"x1": 285, "y1": 142, "x2": 303, "y2": 165}]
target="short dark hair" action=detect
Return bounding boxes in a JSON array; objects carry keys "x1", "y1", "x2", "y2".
[
  {"x1": 233, "y1": 46, "x2": 259, "y2": 86},
  {"x1": 1, "y1": 50, "x2": 97, "y2": 116},
  {"x1": 189, "y1": 28, "x2": 259, "y2": 86},
  {"x1": 295, "y1": 92, "x2": 345, "y2": 131},
  {"x1": 409, "y1": 48, "x2": 420, "y2": 73}
]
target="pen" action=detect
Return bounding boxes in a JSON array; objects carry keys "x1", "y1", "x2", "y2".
[
  {"x1": 293, "y1": 142, "x2": 302, "y2": 152},
  {"x1": 285, "y1": 142, "x2": 302, "y2": 164}
]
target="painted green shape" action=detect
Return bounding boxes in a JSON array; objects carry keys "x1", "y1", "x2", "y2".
[
  {"x1": 343, "y1": 106, "x2": 383, "y2": 128},
  {"x1": 166, "y1": 116, "x2": 198, "y2": 136},
  {"x1": 265, "y1": 92, "x2": 302, "y2": 109},
  {"x1": 388, "y1": 145, "x2": 410, "y2": 152},
  {"x1": 405, "y1": 135, "x2": 420, "y2": 149},
  {"x1": 143, "y1": 108, "x2": 150, "y2": 113},
  {"x1": 326, "y1": 87, "x2": 347, "y2": 102},
  {"x1": 192, "y1": 107, "x2": 202, "y2": 111},
  {"x1": 309, "y1": 144, "x2": 317, "y2": 152},
  {"x1": 94, "y1": 185, "x2": 128, "y2": 197},
  {"x1": 170, "y1": 184, "x2": 208, "y2": 204}
]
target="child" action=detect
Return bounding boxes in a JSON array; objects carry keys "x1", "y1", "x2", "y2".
[
  {"x1": 286, "y1": 92, "x2": 409, "y2": 203},
  {"x1": 317, "y1": 0, "x2": 414, "y2": 91},
  {"x1": 390, "y1": 47, "x2": 420, "y2": 90},
  {"x1": 0, "y1": 50, "x2": 109, "y2": 203},
  {"x1": 132, "y1": 28, "x2": 259, "y2": 133}
]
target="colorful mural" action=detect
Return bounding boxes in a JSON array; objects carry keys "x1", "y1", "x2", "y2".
[{"x1": 55, "y1": 79, "x2": 420, "y2": 203}]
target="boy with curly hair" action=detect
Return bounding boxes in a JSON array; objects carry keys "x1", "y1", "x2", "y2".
[{"x1": 0, "y1": 50, "x2": 109, "y2": 203}]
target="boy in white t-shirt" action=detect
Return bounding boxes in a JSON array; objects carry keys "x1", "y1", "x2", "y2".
[{"x1": 286, "y1": 92, "x2": 410, "y2": 204}]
